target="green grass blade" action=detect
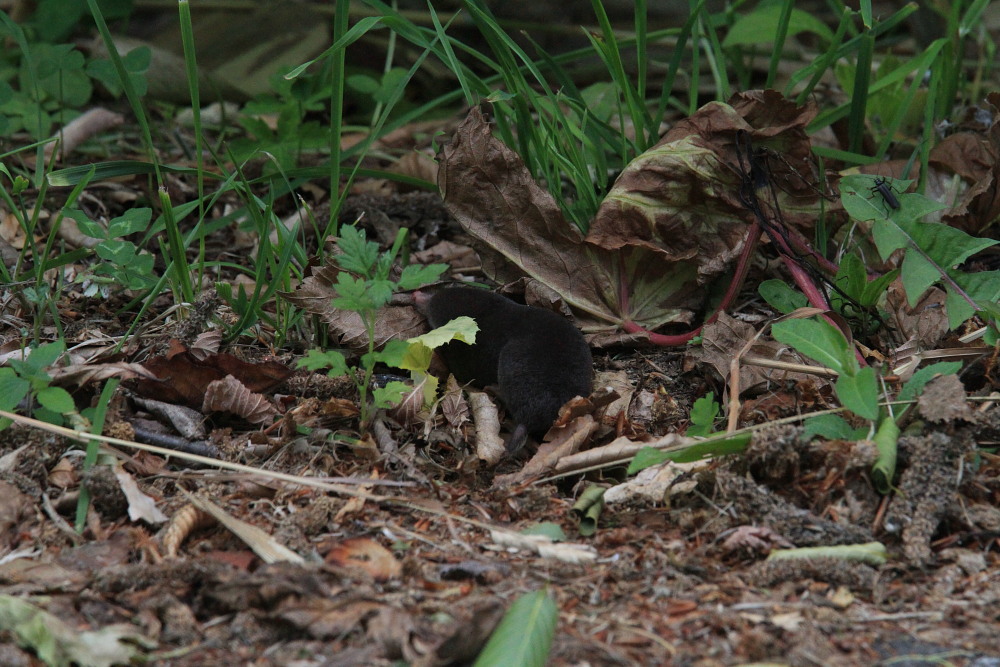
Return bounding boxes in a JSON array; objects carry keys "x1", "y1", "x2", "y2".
[
  {"x1": 792, "y1": 8, "x2": 850, "y2": 103},
  {"x1": 765, "y1": 0, "x2": 794, "y2": 88},
  {"x1": 426, "y1": 2, "x2": 474, "y2": 106},
  {"x1": 85, "y1": 0, "x2": 160, "y2": 182},
  {"x1": 874, "y1": 40, "x2": 945, "y2": 158},
  {"x1": 657, "y1": 0, "x2": 704, "y2": 120},
  {"x1": 847, "y1": 30, "x2": 873, "y2": 154}
]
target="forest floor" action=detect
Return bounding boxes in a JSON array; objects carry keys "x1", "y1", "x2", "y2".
[{"x1": 2, "y1": 64, "x2": 1000, "y2": 667}]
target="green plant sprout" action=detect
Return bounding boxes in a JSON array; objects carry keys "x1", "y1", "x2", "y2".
[
  {"x1": 0, "y1": 340, "x2": 77, "y2": 431},
  {"x1": 63, "y1": 207, "x2": 159, "y2": 296},
  {"x1": 0, "y1": 11, "x2": 148, "y2": 140},
  {"x1": 686, "y1": 392, "x2": 721, "y2": 438},
  {"x1": 297, "y1": 225, "x2": 447, "y2": 427}
]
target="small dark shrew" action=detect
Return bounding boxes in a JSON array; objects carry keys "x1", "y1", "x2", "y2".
[{"x1": 415, "y1": 287, "x2": 593, "y2": 450}]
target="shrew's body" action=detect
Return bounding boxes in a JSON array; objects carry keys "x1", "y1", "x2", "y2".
[{"x1": 417, "y1": 287, "x2": 593, "y2": 446}]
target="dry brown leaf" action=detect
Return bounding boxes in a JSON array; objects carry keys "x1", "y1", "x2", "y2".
[
  {"x1": 47, "y1": 458, "x2": 77, "y2": 489},
  {"x1": 203, "y1": 374, "x2": 280, "y2": 425},
  {"x1": 695, "y1": 312, "x2": 817, "y2": 392},
  {"x1": 721, "y1": 525, "x2": 794, "y2": 555},
  {"x1": 366, "y1": 606, "x2": 419, "y2": 662},
  {"x1": 48, "y1": 361, "x2": 156, "y2": 388},
  {"x1": 189, "y1": 330, "x2": 223, "y2": 360},
  {"x1": 917, "y1": 374, "x2": 975, "y2": 423},
  {"x1": 434, "y1": 602, "x2": 505, "y2": 665},
  {"x1": 467, "y1": 390, "x2": 504, "y2": 464},
  {"x1": 412, "y1": 239, "x2": 479, "y2": 271},
  {"x1": 387, "y1": 381, "x2": 425, "y2": 429},
  {"x1": 495, "y1": 414, "x2": 598, "y2": 487},
  {"x1": 324, "y1": 537, "x2": 401, "y2": 581},
  {"x1": 440, "y1": 94, "x2": 822, "y2": 341},
  {"x1": 135, "y1": 339, "x2": 292, "y2": 409},
  {"x1": 554, "y1": 432, "x2": 682, "y2": 475},
  {"x1": 182, "y1": 491, "x2": 304, "y2": 564},
  {"x1": 112, "y1": 463, "x2": 168, "y2": 525},
  {"x1": 334, "y1": 471, "x2": 377, "y2": 522},
  {"x1": 439, "y1": 374, "x2": 470, "y2": 430},
  {"x1": 885, "y1": 281, "x2": 949, "y2": 351},
  {"x1": 276, "y1": 597, "x2": 384, "y2": 640},
  {"x1": 389, "y1": 149, "x2": 438, "y2": 184},
  {"x1": 0, "y1": 481, "x2": 35, "y2": 550}
]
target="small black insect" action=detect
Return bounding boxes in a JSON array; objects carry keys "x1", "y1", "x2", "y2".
[{"x1": 870, "y1": 176, "x2": 900, "y2": 211}]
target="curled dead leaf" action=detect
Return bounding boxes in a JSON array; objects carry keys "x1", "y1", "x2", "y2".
[
  {"x1": 324, "y1": 537, "x2": 402, "y2": 581},
  {"x1": 440, "y1": 92, "x2": 822, "y2": 342},
  {"x1": 203, "y1": 374, "x2": 280, "y2": 425}
]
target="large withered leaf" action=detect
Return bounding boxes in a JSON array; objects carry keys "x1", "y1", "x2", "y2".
[
  {"x1": 136, "y1": 340, "x2": 292, "y2": 408},
  {"x1": 589, "y1": 90, "x2": 821, "y2": 268},
  {"x1": 440, "y1": 93, "x2": 822, "y2": 339},
  {"x1": 439, "y1": 108, "x2": 700, "y2": 335}
]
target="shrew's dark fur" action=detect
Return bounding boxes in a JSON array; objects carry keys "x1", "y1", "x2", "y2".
[{"x1": 420, "y1": 287, "x2": 593, "y2": 445}]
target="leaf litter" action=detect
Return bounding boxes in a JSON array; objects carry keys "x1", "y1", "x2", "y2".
[{"x1": 1, "y1": 89, "x2": 1000, "y2": 666}]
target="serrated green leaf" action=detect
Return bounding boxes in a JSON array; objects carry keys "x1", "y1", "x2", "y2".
[
  {"x1": 36, "y1": 386, "x2": 75, "y2": 414},
  {"x1": 895, "y1": 219, "x2": 997, "y2": 307},
  {"x1": 332, "y1": 274, "x2": 373, "y2": 311},
  {"x1": 898, "y1": 248, "x2": 939, "y2": 306},
  {"x1": 397, "y1": 263, "x2": 448, "y2": 290},
  {"x1": 474, "y1": 590, "x2": 557, "y2": 667},
  {"x1": 949, "y1": 271, "x2": 1000, "y2": 329},
  {"x1": 0, "y1": 369, "x2": 30, "y2": 411},
  {"x1": 297, "y1": 349, "x2": 348, "y2": 375},
  {"x1": 408, "y1": 316, "x2": 479, "y2": 351},
  {"x1": 834, "y1": 366, "x2": 879, "y2": 421},
  {"x1": 373, "y1": 339, "x2": 411, "y2": 367},
  {"x1": 367, "y1": 279, "x2": 395, "y2": 309},
  {"x1": 840, "y1": 174, "x2": 912, "y2": 224},
  {"x1": 397, "y1": 341, "x2": 433, "y2": 374},
  {"x1": 334, "y1": 226, "x2": 380, "y2": 277},
  {"x1": 373, "y1": 381, "x2": 409, "y2": 408},
  {"x1": 23, "y1": 340, "x2": 66, "y2": 374},
  {"x1": 686, "y1": 392, "x2": 719, "y2": 437},
  {"x1": 771, "y1": 318, "x2": 855, "y2": 376}
]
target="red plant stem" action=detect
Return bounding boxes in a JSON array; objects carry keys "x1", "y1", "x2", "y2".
[
  {"x1": 622, "y1": 218, "x2": 867, "y2": 365},
  {"x1": 783, "y1": 225, "x2": 839, "y2": 275}
]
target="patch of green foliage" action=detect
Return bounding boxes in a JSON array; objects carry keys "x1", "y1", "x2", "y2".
[
  {"x1": 0, "y1": 5, "x2": 146, "y2": 140},
  {"x1": 64, "y1": 207, "x2": 158, "y2": 295},
  {"x1": 296, "y1": 226, "x2": 448, "y2": 428},
  {"x1": 0, "y1": 340, "x2": 76, "y2": 431}
]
